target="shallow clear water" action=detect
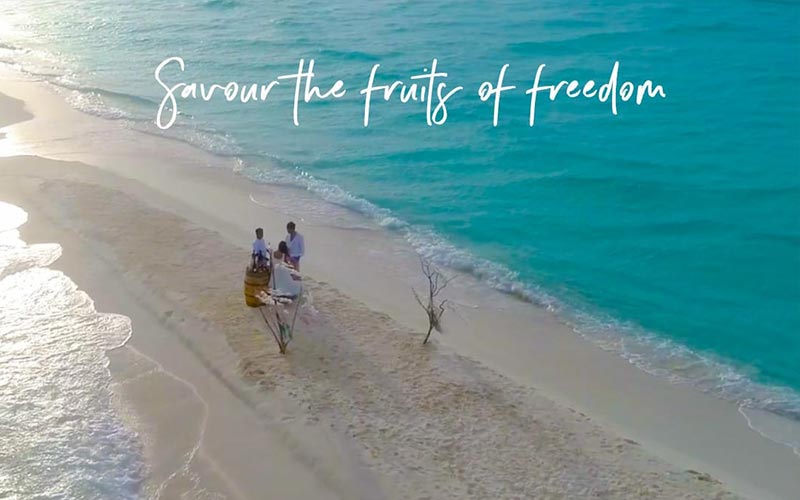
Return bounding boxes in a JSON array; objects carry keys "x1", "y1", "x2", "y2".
[
  {"x1": 0, "y1": 202, "x2": 144, "y2": 499},
  {"x1": 0, "y1": 0, "x2": 798, "y2": 442}
]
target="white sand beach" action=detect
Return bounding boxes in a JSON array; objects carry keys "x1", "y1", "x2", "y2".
[{"x1": 1, "y1": 70, "x2": 798, "y2": 499}]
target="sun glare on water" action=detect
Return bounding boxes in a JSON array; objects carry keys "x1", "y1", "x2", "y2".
[
  {"x1": 0, "y1": 200, "x2": 144, "y2": 498},
  {"x1": 0, "y1": 200, "x2": 27, "y2": 233}
]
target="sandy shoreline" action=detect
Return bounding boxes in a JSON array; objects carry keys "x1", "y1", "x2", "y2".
[
  {"x1": 2, "y1": 159, "x2": 740, "y2": 500},
  {"x1": 1, "y1": 76, "x2": 798, "y2": 498}
]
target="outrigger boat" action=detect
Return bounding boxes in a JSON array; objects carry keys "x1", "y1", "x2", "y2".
[{"x1": 244, "y1": 258, "x2": 302, "y2": 354}]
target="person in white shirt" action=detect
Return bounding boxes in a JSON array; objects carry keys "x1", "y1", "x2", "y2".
[
  {"x1": 251, "y1": 227, "x2": 270, "y2": 270},
  {"x1": 271, "y1": 248, "x2": 303, "y2": 298},
  {"x1": 285, "y1": 221, "x2": 305, "y2": 270}
]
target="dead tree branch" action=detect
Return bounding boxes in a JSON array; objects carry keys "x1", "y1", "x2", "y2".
[{"x1": 412, "y1": 258, "x2": 453, "y2": 344}]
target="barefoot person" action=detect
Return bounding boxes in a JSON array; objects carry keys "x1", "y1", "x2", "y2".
[
  {"x1": 271, "y1": 246, "x2": 303, "y2": 298},
  {"x1": 285, "y1": 221, "x2": 305, "y2": 270},
  {"x1": 251, "y1": 227, "x2": 270, "y2": 270}
]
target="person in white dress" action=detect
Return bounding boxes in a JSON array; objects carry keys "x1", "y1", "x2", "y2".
[{"x1": 271, "y1": 247, "x2": 302, "y2": 298}]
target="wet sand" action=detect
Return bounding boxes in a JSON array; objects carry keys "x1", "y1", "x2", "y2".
[{"x1": 1, "y1": 78, "x2": 798, "y2": 499}]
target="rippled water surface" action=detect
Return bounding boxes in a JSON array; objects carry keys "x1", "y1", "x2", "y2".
[
  {"x1": 0, "y1": 201, "x2": 144, "y2": 498},
  {"x1": 0, "y1": 0, "x2": 798, "y2": 451}
]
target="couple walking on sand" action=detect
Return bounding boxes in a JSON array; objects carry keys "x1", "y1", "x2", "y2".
[{"x1": 251, "y1": 221, "x2": 305, "y2": 271}]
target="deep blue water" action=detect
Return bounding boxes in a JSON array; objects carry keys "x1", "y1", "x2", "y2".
[{"x1": 1, "y1": 0, "x2": 798, "y2": 421}]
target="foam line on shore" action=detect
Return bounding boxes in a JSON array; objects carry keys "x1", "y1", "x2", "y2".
[
  {"x1": 2, "y1": 54, "x2": 797, "y2": 451},
  {"x1": 3, "y1": 79, "x2": 800, "y2": 499}
]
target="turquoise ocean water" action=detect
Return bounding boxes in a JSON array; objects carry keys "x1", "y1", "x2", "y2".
[{"x1": 1, "y1": 0, "x2": 798, "y2": 446}]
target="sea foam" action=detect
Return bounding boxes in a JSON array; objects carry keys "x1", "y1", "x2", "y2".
[{"x1": 0, "y1": 202, "x2": 145, "y2": 498}]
